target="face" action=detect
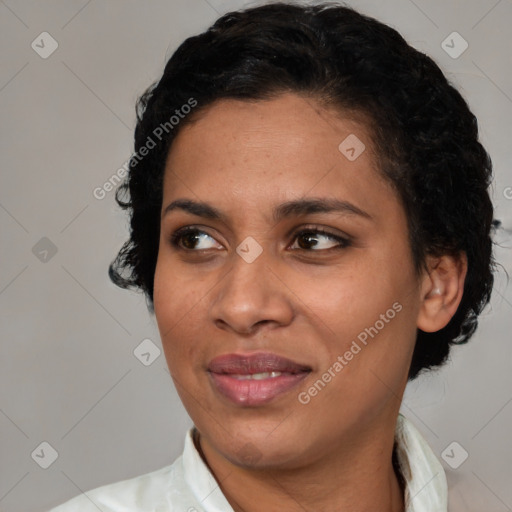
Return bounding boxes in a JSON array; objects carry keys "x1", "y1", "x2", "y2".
[{"x1": 153, "y1": 92, "x2": 424, "y2": 469}]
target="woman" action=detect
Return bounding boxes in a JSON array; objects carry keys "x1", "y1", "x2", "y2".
[{"x1": 48, "y1": 2, "x2": 497, "y2": 511}]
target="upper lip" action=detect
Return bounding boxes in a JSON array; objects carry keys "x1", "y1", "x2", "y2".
[{"x1": 208, "y1": 352, "x2": 312, "y2": 375}]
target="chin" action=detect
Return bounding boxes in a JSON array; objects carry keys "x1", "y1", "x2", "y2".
[
  {"x1": 226, "y1": 441, "x2": 302, "y2": 470},
  {"x1": 210, "y1": 419, "x2": 313, "y2": 470}
]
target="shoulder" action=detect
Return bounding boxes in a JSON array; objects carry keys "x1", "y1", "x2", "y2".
[{"x1": 46, "y1": 457, "x2": 186, "y2": 512}]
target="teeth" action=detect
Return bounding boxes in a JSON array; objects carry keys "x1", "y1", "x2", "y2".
[{"x1": 231, "y1": 371, "x2": 283, "y2": 380}]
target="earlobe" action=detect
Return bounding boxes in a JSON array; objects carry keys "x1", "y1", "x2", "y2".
[{"x1": 416, "y1": 252, "x2": 468, "y2": 333}]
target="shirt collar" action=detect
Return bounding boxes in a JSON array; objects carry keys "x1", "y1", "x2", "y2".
[
  {"x1": 395, "y1": 413, "x2": 448, "y2": 511},
  {"x1": 182, "y1": 429, "x2": 235, "y2": 511},
  {"x1": 182, "y1": 414, "x2": 447, "y2": 511}
]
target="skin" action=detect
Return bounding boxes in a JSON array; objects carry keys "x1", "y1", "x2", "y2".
[{"x1": 153, "y1": 93, "x2": 467, "y2": 512}]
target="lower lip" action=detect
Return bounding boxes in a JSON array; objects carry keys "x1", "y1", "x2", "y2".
[{"x1": 208, "y1": 372, "x2": 310, "y2": 406}]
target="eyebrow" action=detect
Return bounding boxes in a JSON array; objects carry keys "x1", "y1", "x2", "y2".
[{"x1": 162, "y1": 197, "x2": 373, "y2": 223}]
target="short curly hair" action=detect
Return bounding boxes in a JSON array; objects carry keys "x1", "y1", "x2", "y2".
[{"x1": 109, "y1": 1, "x2": 498, "y2": 380}]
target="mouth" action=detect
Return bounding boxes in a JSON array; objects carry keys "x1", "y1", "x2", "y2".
[
  {"x1": 228, "y1": 371, "x2": 290, "y2": 380},
  {"x1": 207, "y1": 352, "x2": 312, "y2": 406}
]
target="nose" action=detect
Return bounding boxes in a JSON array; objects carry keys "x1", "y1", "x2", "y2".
[{"x1": 209, "y1": 248, "x2": 295, "y2": 336}]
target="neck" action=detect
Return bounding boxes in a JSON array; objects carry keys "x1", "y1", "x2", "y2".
[{"x1": 193, "y1": 418, "x2": 405, "y2": 512}]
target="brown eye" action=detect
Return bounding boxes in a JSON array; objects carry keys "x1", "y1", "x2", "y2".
[
  {"x1": 290, "y1": 228, "x2": 351, "y2": 251},
  {"x1": 180, "y1": 231, "x2": 202, "y2": 249},
  {"x1": 170, "y1": 227, "x2": 221, "y2": 251}
]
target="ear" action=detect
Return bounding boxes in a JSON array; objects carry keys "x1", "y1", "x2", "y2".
[{"x1": 416, "y1": 252, "x2": 468, "y2": 333}]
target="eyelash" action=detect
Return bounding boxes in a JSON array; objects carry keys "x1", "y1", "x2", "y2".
[{"x1": 169, "y1": 225, "x2": 351, "y2": 253}]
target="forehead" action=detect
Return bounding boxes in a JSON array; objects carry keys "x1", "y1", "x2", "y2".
[
  {"x1": 162, "y1": 93, "x2": 396, "y2": 221},
  {"x1": 168, "y1": 93, "x2": 376, "y2": 162}
]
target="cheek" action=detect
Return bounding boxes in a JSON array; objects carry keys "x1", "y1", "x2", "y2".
[
  {"x1": 287, "y1": 259, "x2": 399, "y2": 339},
  {"x1": 153, "y1": 263, "x2": 203, "y2": 368},
  {"x1": 294, "y1": 256, "x2": 417, "y2": 385},
  {"x1": 153, "y1": 257, "x2": 204, "y2": 324}
]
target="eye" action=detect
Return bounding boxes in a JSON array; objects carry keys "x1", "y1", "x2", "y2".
[
  {"x1": 170, "y1": 227, "x2": 222, "y2": 251},
  {"x1": 169, "y1": 225, "x2": 351, "y2": 253},
  {"x1": 289, "y1": 226, "x2": 351, "y2": 251}
]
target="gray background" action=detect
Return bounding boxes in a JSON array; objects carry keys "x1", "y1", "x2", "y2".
[{"x1": 0, "y1": 0, "x2": 511, "y2": 511}]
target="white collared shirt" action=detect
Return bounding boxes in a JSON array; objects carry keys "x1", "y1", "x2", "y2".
[{"x1": 48, "y1": 414, "x2": 447, "y2": 511}]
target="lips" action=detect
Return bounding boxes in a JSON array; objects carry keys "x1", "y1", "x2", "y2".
[{"x1": 207, "y1": 352, "x2": 311, "y2": 406}]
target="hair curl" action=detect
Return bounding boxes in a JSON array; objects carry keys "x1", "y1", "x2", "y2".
[{"x1": 109, "y1": 1, "x2": 498, "y2": 380}]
